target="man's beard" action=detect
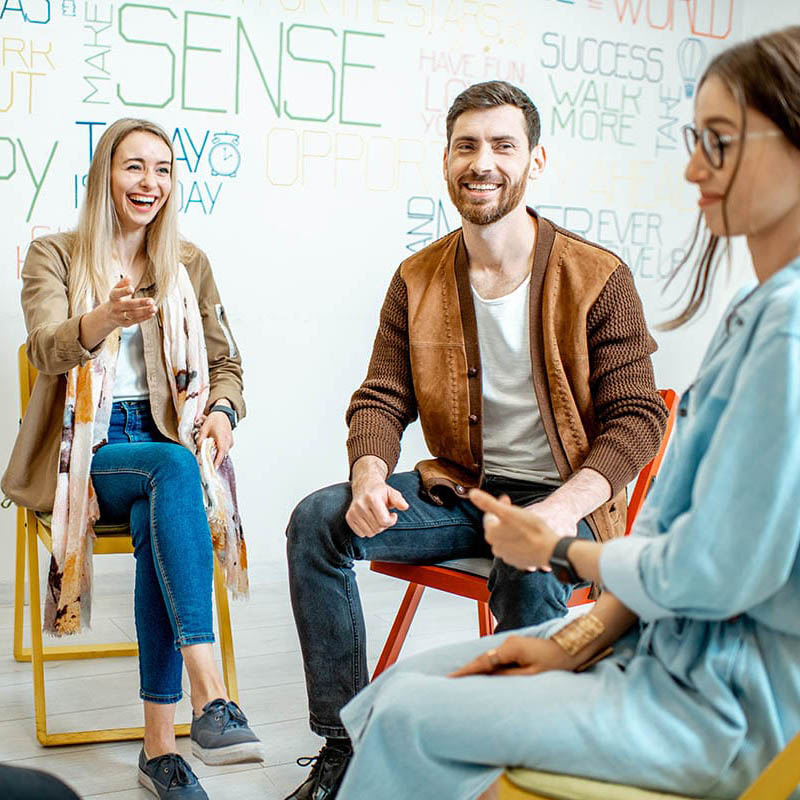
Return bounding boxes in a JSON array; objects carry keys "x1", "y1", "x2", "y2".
[{"x1": 446, "y1": 167, "x2": 528, "y2": 225}]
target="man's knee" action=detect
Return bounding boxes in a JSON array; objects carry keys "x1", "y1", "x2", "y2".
[{"x1": 286, "y1": 482, "x2": 352, "y2": 559}]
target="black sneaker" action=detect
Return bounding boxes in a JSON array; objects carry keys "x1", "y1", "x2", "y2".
[
  {"x1": 283, "y1": 745, "x2": 351, "y2": 800},
  {"x1": 190, "y1": 698, "x2": 264, "y2": 765},
  {"x1": 137, "y1": 749, "x2": 208, "y2": 799}
]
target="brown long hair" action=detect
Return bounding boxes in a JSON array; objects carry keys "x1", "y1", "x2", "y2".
[
  {"x1": 70, "y1": 118, "x2": 187, "y2": 312},
  {"x1": 664, "y1": 25, "x2": 800, "y2": 329}
]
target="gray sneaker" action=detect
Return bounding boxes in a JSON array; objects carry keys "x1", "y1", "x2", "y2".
[
  {"x1": 190, "y1": 698, "x2": 264, "y2": 765},
  {"x1": 137, "y1": 749, "x2": 208, "y2": 799}
]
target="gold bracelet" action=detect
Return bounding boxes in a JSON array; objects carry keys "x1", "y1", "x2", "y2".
[{"x1": 550, "y1": 612, "x2": 605, "y2": 657}]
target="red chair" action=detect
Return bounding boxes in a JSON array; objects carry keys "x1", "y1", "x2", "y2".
[{"x1": 370, "y1": 389, "x2": 679, "y2": 678}]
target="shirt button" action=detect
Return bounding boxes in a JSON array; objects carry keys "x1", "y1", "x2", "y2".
[
  {"x1": 679, "y1": 408, "x2": 687, "y2": 417},
  {"x1": 468, "y1": 367, "x2": 478, "y2": 377},
  {"x1": 455, "y1": 484, "x2": 466, "y2": 495},
  {"x1": 468, "y1": 414, "x2": 479, "y2": 424}
]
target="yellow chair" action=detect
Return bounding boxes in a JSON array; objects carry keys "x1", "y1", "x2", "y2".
[
  {"x1": 498, "y1": 725, "x2": 800, "y2": 799},
  {"x1": 12, "y1": 345, "x2": 239, "y2": 746}
]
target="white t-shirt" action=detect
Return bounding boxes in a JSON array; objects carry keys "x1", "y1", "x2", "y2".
[
  {"x1": 471, "y1": 275, "x2": 561, "y2": 485},
  {"x1": 113, "y1": 324, "x2": 149, "y2": 401}
]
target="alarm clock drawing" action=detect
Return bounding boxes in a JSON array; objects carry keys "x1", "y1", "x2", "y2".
[{"x1": 208, "y1": 133, "x2": 241, "y2": 177}]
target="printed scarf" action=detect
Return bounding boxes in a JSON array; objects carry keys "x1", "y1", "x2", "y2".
[{"x1": 45, "y1": 265, "x2": 248, "y2": 635}]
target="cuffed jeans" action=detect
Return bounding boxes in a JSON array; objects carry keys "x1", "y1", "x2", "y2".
[
  {"x1": 286, "y1": 470, "x2": 593, "y2": 737},
  {"x1": 90, "y1": 400, "x2": 214, "y2": 704}
]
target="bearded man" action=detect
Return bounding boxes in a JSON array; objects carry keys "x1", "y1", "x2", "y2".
[{"x1": 283, "y1": 81, "x2": 668, "y2": 800}]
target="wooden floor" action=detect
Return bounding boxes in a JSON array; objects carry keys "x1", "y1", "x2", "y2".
[{"x1": 0, "y1": 559, "x2": 483, "y2": 799}]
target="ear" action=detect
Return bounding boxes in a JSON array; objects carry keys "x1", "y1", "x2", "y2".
[
  {"x1": 528, "y1": 144, "x2": 546, "y2": 180},
  {"x1": 442, "y1": 145, "x2": 449, "y2": 183}
]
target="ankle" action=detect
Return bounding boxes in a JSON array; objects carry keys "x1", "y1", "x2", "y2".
[
  {"x1": 191, "y1": 691, "x2": 229, "y2": 717},
  {"x1": 325, "y1": 736, "x2": 352, "y2": 756},
  {"x1": 143, "y1": 739, "x2": 176, "y2": 760}
]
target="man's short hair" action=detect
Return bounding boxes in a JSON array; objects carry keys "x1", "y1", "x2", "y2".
[{"x1": 446, "y1": 81, "x2": 541, "y2": 151}]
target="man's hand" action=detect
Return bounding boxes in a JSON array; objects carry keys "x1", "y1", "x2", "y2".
[
  {"x1": 470, "y1": 489, "x2": 561, "y2": 571},
  {"x1": 346, "y1": 456, "x2": 409, "y2": 538},
  {"x1": 449, "y1": 634, "x2": 581, "y2": 678}
]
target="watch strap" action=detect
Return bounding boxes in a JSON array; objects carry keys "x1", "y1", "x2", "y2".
[
  {"x1": 209, "y1": 403, "x2": 237, "y2": 429},
  {"x1": 549, "y1": 536, "x2": 580, "y2": 584}
]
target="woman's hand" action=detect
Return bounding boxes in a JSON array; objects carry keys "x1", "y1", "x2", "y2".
[
  {"x1": 104, "y1": 276, "x2": 157, "y2": 328},
  {"x1": 198, "y1": 410, "x2": 233, "y2": 469},
  {"x1": 449, "y1": 634, "x2": 581, "y2": 678},
  {"x1": 79, "y1": 276, "x2": 157, "y2": 350},
  {"x1": 469, "y1": 488, "x2": 561, "y2": 572}
]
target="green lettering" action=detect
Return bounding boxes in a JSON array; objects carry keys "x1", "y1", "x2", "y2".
[
  {"x1": 339, "y1": 30, "x2": 384, "y2": 127},
  {"x1": 235, "y1": 17, "x2": 282, "y2": 116},
  {"x1": 17, "y1": 138, "x2": 57, "y2": 222},
  {"x1": 117, "y1": 4, "x2": 176, "y2": 109},
  {"x1": 285, "y1": 24, "x2": 336, "y2": 124},
  {"x1": 182, "y1": 10, "x2": 230, "y2": 114}
]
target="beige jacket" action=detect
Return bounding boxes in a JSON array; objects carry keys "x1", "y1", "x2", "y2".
[{"x1": 2, "y1": 232, "x2": 245, "y2": 512}]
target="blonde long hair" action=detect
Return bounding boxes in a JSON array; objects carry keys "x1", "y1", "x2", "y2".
[{"x1": 69, "y1": 118, "x2": 191, "y2": 310}]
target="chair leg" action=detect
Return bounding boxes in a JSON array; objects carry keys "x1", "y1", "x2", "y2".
[
  {"x1": 372, "y1": 583, "x2": 426, "y2": 679},
  {"x1": 26, "y1": 510, "x2": 49, "y2": 745},
  {"x1": 213, "y1": 559, "x2": 239, "y2": 704},
  {"x1": 477, "y1": 601, "x2": 494, "y2": 637},
  {"x1": 24, "y1": 511, "x2": 190, "y2": 746},
  {"x1": 14, "y1": 506, "x2": 27, "y2": 662}
]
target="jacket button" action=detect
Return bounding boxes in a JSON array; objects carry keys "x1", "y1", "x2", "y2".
[
  {"x1": 455, "y1": 484, "x2": 466, "y2": 495},
  {"x1": 468, "y1": 367, "x2": 478, "y2": 377},
  {"x1": 472, "y1": 462, "x2": 480, "y2": 470},
  {"x1": 468, "y1": 414, "x2": 479, "y2": 424}
]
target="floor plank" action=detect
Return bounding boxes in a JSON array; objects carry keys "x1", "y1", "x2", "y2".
[{"x1": 0, "y1": 560, "x2": 483, "y2": 799}]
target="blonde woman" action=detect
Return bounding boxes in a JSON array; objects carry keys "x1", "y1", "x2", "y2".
[{"x1": 3, "y1": 118, "x2": 262, "y2": 799}]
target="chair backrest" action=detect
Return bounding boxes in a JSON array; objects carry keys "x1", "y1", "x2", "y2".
[
  {"x1": 625, "y1": 389, "x2": 679, "y2": 535},
  {"x1": 18, "y1": 344, "x2": 37, "y2": 420}
]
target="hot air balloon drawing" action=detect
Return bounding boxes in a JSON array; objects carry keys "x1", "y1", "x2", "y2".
[{"x1": 677, "y1": 37, "x2": 707, "y2": 99}]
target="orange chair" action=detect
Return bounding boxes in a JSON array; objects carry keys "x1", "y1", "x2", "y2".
[{"x1": 370, "y1": 389, "x2": 679, "y2": 678}]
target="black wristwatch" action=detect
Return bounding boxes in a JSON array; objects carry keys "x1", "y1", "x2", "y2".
[
  {"x1": 209, "y1": 404, "x2": 237, "y2": 430},
  {"x1": 549, "y1": 537, "x2": 580, "y2": 584}
]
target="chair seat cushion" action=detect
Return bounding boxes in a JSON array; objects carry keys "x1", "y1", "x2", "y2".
[
  {"x1": 505, "y1": 769, "x2": 704, "y2": 800},
  {"x1": 436, "y1": 557, "x2": 493, "y2": 578},
  {"x1": 35, "y1": 511, "x2": 130, "y2": 536}
]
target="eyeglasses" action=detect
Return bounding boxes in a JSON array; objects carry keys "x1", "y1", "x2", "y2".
[{"x1": 682, "y1": 124, "x2": 782, "y2": 169}]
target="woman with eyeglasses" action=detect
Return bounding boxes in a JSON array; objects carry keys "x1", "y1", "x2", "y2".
[{"x1": 329, "y1": 26, "x2": 800, "y2": 800}]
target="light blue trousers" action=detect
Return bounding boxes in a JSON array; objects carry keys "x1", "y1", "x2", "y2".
[{"x1": 338, "y1": 618, "x2": 755, "y2": 800}]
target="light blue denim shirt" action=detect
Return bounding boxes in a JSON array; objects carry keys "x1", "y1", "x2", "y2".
[{"x1": 601, "y1": 255, "x2": 800, "y2": 792}]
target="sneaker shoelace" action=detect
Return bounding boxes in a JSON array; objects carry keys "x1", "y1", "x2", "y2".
[
  {"x1": 296, "y1": 747, "x2": 346, "y2": 793},
  {"x1": 149, "y1": 753, "x2": 196, "y2": 789},
  {"x1": 205, "y1": 698, "x2": 249, "y2": 731}
]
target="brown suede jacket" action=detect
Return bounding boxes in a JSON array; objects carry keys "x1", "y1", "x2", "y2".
[{"x1": 346, "y1": 211, "x2": 668, "y2": 543}]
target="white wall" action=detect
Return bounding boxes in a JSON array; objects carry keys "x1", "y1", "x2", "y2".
[{"x1": 0, "y1": 0, "x2": 796, "y2": 583}]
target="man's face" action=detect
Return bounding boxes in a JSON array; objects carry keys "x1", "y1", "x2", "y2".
[{"x1": 444, "y1": 105, "x2": 535, "y2": 226}]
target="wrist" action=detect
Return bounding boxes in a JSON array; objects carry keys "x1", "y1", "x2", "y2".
[
  {"x1": 209, "y1": 403, "x2": 237, "y2": 430},
  {"x1": 352, "y1": 456, "x2": 388, "y2": 487},
  {"x1": 549, "y1": 536, "x2": 581, "y2": 584}
]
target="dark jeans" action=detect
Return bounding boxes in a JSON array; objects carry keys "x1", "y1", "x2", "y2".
[
  {"x1": 286, "y1": 470, "x2": 593, "y2": 737},
  {"x1": 90, "y1": 400, "x2": 214, "y2": 703}
]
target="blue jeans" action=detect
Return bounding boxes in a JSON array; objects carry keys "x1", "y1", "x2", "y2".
[
  {"x1": 286, "y1": 470, "x2": 593, "y2": 737},
  {"x1": 90, "y1": 400, "x2": 214, "y2": 704}
]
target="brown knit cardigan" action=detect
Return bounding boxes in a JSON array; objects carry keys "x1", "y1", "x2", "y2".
[{"x1": 346, "y1": 212, "x2": 668, "y2": 542}]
